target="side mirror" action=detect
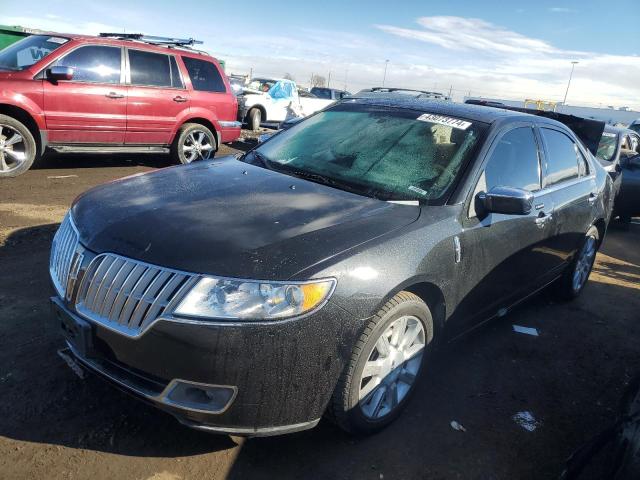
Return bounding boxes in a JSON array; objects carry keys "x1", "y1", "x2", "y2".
[
  {"x1": 46, "y1": 66, "x2": 74, "y2": 82},
  {"x1": 476, "y1": 186, "x2": 534, "y2": 217}
]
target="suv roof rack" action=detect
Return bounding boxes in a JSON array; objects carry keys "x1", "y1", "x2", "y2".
[{"x1": 99, "y1": 33, "x2": 203, "y2": 47}]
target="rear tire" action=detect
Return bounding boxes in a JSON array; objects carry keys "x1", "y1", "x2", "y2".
[
  {"x1": 247, "y1": 108, "x2": 262, "y2": 131},
  {"x1": 328, "y1": 292, "x2": 434, "y2": 435},
  {"x1": 0, "y1": 114, "x2": 37, "y2": 178},
  {"x1": 170, "y1": 123, "x2": 217, "y2": 165},
  {"x1": 554, "y1": 226, "x2": 599, "y2": 301}
]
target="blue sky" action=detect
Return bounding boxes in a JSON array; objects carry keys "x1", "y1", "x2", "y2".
[{"x1": 4, "y1": 0, "x2": 639, "y2": 108}]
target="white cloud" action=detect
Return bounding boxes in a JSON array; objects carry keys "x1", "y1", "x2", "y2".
[{"x1": 549, "y1": 7, "x2": 573, "y2": 13}]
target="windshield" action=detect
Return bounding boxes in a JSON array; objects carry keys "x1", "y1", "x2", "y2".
[
  {"x1": 596, "y1": 131, "x2": 618, "y2": 162},
  {"x1": 243, "y1": 103, "x2": 486, "y2": 203},
  {"x1": 0, "y1": 35, "x2": 69, "y2": 71}
]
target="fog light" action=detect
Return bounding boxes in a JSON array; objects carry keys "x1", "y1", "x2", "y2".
[{"x1": 163, "y1": 381, "x2": 236, "y2": 413}]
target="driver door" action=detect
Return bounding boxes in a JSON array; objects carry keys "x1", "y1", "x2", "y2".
[{"x1": 449, "y1": 124, "x2": 557, "y2": 336}]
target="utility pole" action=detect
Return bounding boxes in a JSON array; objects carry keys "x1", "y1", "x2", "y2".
[
  {"x1": 562, "y1": 61, "x2": 579, "y2": 105},
  {"x1": 249, "y1": 67, "x2": 253, "y2": 80},
  {"x1": 327, "y1": 70, "x2": 332, "y2": 88},
  {"x1": 382, "y1": 59, "x2": 389, "y2": 87},
  {"x1": 344, "y1": 67, "x2": 349, "y2": 91},
  {"x1": 448, "y1": 85, "x2": 453, "y2": 99}
]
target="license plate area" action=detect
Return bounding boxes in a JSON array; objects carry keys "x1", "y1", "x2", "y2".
[{"x1": 52, "y1": 300, "x2": 94, "y2": 358}]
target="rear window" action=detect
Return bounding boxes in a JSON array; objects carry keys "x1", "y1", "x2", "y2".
[{"x1": 182, "y1": 57, "x2": 225, "y2": 92}]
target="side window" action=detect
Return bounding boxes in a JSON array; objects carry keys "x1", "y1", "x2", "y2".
[
  {"x1": 484, "y1": 127, "x2": 541, "y2": 192},
  {"x1": 541, "y1": 128, "x2": 580, "y2": 186},
  {"x1": 469, "y1": 127, "x2": 540, "y2": 217},
  {"x1": 182, "y1": 57, "x2": 226, "y2": 92},
  {"x1": 129, "y1": 50, "x2": 171, "y2": 87},
  {"x1": 169, "y1": 56, "x2": 184, "y2": 89},
  {"x1": 576, "y1": 147, "x2": 589, "y2": 177},
  {"x1": 56, "y1": 45, "x2": 121, "y2": 84}
]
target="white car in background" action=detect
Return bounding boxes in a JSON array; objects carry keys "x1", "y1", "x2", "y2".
[{"x1": 237, "y1": 78, "x2": 335, "y2": 130}]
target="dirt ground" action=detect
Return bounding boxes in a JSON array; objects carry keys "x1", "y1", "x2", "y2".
[{"x1": 1, "y1": 141, "x2": 639, "y2": 480}]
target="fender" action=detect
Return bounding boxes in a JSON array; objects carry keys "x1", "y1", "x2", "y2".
[
  {"x1": 169, "y1": 106, "x2": 220, "y2": 143},
  {"x1": 0, "y1": 88, "x2": 47, "y2": 131}
]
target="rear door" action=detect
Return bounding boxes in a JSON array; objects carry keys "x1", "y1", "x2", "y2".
[
  {"x1": 452, "y1": 124, "x2": 556, "y2": 334},
  {"x1": 125, "y1": 49, "x2": 189, "y2": 145},
  {"x1": 43, "y1": 44, "x2": 126, "y2": 144},
  {"x1": 538, "y1": 126, "x2": 596, "y2": 267}
]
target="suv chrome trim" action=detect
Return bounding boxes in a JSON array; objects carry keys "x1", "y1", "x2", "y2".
[{"x1": 218, "y1": 120, "x2": 242, "y2": 128}]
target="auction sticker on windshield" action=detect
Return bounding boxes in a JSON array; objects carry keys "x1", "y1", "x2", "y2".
[{"x1": 417, "y1": 113, "x2": 472, "y2": 130}]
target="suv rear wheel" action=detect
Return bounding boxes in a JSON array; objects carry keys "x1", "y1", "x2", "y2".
[
  {"x1": 171, "y1": 123, "x2": 217, "y2": 165},
  {"x1": 0, "y1": 114, "x2": 37, "y2": 178}
]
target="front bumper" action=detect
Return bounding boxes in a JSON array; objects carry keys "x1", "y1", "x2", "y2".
[{"x1": 50, "y1": 294, "x2": 359, "y2": 436}]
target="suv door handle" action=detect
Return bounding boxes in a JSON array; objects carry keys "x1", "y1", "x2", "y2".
[
  {"x1": 588, "y1": 193, "x2": 598, "y2": 204},
  {"x1": 105, "y1": 92, "x2": 124, "y2": 99},
  {"x1": 535, "y1": 211, "x2": 553, "y2": 227},
  {"x1": 173, "y1": 96, "x2": 188, "y2": 103}
]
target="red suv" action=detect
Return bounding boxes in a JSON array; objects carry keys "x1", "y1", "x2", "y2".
[{"x1": 0, "y1": 33, "x2": 241, "y2": 177}]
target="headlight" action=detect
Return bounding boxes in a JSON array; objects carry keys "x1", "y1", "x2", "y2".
[{"x1": 174, "y1": 277, "x2": 336, "y2": 320}]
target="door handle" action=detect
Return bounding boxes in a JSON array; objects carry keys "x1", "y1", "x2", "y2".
[
  {"x1": 588, "y1": 193, "x2": 598, "y2": 204},
  {"x1": 105, "y1": 92, "x2": 124, "y2": 99},
  {"x1": 173, "y1": 96, "x2": 188, "y2": 103},
  {"x1": 535, "y1": 211, "x2": 553, "y2": 227}
]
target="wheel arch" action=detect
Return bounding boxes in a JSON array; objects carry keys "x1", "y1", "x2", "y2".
[
  {"x1": 0, "y1": 103, "x2": 45, "y2": 156},
  {"x1": 593, "y1": 217, "x2": 607, "y2": 246},
  {"x1": 403, "y1": 282, "x2": 447, "y2": 338}
]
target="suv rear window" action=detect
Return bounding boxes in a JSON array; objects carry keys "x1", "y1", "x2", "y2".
[
  {"x1": 182, "y1": 57, "x2": 225, "y2": 92},
  {"x1": 129, "y1": 50, "x2": 171, "y2": 87}
]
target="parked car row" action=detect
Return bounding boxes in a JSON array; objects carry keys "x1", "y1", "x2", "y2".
[{"x1": 0, "y1": 32, "x2": 241, "y2": 177}]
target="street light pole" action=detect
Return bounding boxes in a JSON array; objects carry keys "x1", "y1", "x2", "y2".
[
  {"x1": 562, "y1": 61, "x2": 579, "y2": 105},
  {"x1": 382, "y1": 59, "x2": 389, "y2": 87}
]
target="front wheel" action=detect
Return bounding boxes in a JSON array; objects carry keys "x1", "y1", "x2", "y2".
[
  {"x1": 247, "y1": 108, "x2": 262, "y2": 131},
  {"x1": 0, "y1": 114, "x2": 37, "y2": 178},
  {"x1": 328, "y1": 292, "x2": 434, "y2": 435},
  {"x1": 171, "y1": 123, "x2": 217, "y2": 165},
  {"x1": 554, "y1": 226, "x2": 599, "y2": 300}
]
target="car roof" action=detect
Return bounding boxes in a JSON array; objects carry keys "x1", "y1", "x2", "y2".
[{"x1": 345, "y1": 95, "x2": 538, "y2": 124}]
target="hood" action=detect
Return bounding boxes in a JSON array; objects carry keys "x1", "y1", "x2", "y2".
[{"x1": 71, "y1": 158, "x2": 420, "y2": 279}]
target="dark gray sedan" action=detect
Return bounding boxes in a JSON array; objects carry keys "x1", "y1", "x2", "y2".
[{"x1": 49, "y1": 98, "x2": 613, "y2": 436}]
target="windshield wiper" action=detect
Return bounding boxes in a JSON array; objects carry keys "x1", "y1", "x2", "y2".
[{"x1": 284, "y1": 168, "x2": 383, "y2": 199}]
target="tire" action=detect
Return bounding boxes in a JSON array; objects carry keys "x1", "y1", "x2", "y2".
[
  {"x1": 328, "y1": 291, "x2": 434, "y2": 435},
  {"x1": 554, "y1": 225, "x2": 599, "y2": 301},
  {"x1": 247, "y1": 108, "x2": 262, "y2": 131},
  {"x1": 170, "y1": 123, "x2": 217, "y2": 165},
  {"x1": 0, "y1": 114, "x2": 37, "y2": 178}
]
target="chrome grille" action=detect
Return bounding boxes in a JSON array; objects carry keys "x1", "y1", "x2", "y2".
[
  {"x1": 76, "y1": 253, "x2": 196, "y2": 336},
  {"x1": 50, "y1": 214, "x2": 81, "y2": 299}
]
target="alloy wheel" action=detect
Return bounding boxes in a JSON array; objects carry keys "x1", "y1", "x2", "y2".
[
  {"x1": 572, "y1": 235, "x2": 597, "y2": 292},
  {"x1": 358, "y1": 315, "x2": 426, "y2": 420},
  {"x1": 0, "y1": 124, "x2": 27, "y2": 174},
  {"x1": 182, "y1": 130, "x2": 214, "y2": 163}
]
